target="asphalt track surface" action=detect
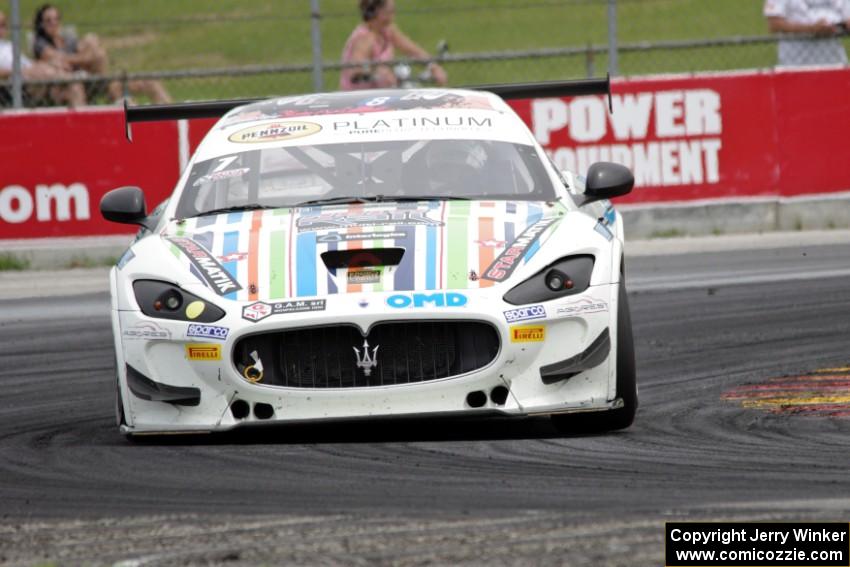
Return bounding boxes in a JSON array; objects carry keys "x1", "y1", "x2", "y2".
[{"x1": 1, "y1": 241, "x2": 849, "y2": 565}]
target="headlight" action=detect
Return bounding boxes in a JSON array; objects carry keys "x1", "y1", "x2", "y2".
[
  {"x1": 133, "y1": 280, "x2": 225, "y2": 322},
  {"x1": 502, "y1": 255, "x2": 595, "y2": 305}
]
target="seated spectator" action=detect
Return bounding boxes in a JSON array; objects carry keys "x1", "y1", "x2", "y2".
[
  {"x1": 0, "y1": 9, "x2": 84, "y2": 107},
  {"x1": 33, "y1": 3, "x2": 171, "y2": 103},
  {"x1": 340, "y1": 0, "x2": 448, "y2": 90},
  {"x1": 764, "y1": 0, "x2": 850, "y2": 66}
]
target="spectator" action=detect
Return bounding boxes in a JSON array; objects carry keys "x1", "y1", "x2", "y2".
[
  {"x1": 33, "y1": 3, "x2": 171, "y2": 103},
  {"x1": 340, "y1": 0, "x2": 447, "y2": 90},
  {"x1": 764, "y1": 0, "x2": 850, "y2": 66},
  {"x1": 0, "y1": 9, "x2": 85, "y2": 107}
]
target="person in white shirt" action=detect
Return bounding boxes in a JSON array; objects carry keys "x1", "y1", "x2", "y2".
[
  {"x1": 0, "y1": 10, "x2": 84, "y2": 106},
  {"x1": 764, "y1": 0, "x2": 850, "y2": 66}
]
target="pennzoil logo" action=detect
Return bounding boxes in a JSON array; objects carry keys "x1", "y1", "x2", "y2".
[
  {"x1": 228, "y1": 121, "x2": 322, "y2": 143},
  {"x1": 510, "y1": 325, "x2": 546, "y2": 343},
  {"x1": 185, "y1": 344, "x2": 221, "y2": 361}
]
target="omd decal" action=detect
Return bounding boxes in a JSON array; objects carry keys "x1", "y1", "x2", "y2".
[
  {"x1": 532, "y1": 89, "x2": 722, "y2": 188},
  {"x1": 0, "y1": 183, "x2": 90, "y2": 224}
]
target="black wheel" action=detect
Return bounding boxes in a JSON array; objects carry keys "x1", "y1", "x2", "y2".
[{"x1": 551, "y1": 277, "x2": 637, "y2": 433}]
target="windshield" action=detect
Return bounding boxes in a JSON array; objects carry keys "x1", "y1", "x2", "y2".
[{"x1": 174, "y1": 139, "x2": 557, "y2": 218}]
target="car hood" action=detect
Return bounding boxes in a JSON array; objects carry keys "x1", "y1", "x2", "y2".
[{"x1": 160, "y1": 200, "x2": 567, "y2": 302}]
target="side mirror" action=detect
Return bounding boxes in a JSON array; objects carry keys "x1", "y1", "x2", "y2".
[
  {"x1": 580, "y1": 162, "x2": 634, "y2": 206},
  {"x1": 100, "y1": 186, "x2": 148, "y2": 226}
]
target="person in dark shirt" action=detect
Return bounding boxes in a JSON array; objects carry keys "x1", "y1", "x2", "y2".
[
  {"x1": 0, "y1": 9, "x2": 85, "y2": 106},
  {"x1": 33, "y1": 3, "x2": 170, "y2": 103}
]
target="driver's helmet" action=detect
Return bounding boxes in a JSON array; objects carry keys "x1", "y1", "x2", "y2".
[{"x1": 424, "y1": 140, "x2": 488, "y2": 194}]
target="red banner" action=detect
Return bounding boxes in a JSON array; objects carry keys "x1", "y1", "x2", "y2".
[
  {"x1": 0, "y1": 108, "x2": 180, "y2": 238},
  {"x1": 1, "y1": 67, "x2": 849, "y2": 239},
  {"x1": 510, "y1": 67, "x2": 850, "y2": 203}
]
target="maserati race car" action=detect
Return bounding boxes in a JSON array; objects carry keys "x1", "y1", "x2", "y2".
[{"x1": 102, "y1": 80, "x2": 636, "y2": 436}]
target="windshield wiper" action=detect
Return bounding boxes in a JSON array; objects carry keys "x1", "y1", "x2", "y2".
[
  {"x1": 378, "y1": 195, "x2": 470, "y2": 202},
  {"x1": 295, "y1": 195, "x2": 470, "y2": 207},
  {"x1": 295, "y1": 196, "x2": 377, "y2": 207},
  {"x1": 188, "y1": 204, "x2": 274, "y2": 219}
]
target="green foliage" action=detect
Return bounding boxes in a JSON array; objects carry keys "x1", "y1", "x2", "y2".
[{"x1": 0, "y1": 253, "x2": 30, "y2": 271}]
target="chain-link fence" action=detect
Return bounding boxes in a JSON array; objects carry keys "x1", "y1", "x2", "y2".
[{"x1": 2, "y1": 0, "x2": 849, "y2": 108}]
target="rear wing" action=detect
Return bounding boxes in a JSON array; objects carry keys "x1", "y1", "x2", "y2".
[{"x1": 124, "y1": 75, "x2": 611, "y2": 141}]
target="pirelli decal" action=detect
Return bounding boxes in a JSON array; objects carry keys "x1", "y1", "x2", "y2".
[
  {"x1": 168, "y1": 236, "x2": 242, "y2": 295},
  {"x1": 185, "y1": 343, "x2": 221, "y2": 361},
  {"x1": 510, "y1": 325, "x2": 546, "y2": 343},
  {"x1": 483, "y1": 217, "x2": 559, "y2": 282}
]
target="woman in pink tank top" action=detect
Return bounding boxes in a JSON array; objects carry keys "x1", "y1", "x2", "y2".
[{"x1": 340, "y1": 0, "x2": 447, "y2": 90}]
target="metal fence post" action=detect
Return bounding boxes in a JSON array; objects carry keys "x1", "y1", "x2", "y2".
[
  {"x1": 10, "y1": 0, "x2": 23, "y2": 108},
  {"x1": 310, "y1": 0, "x2": 324, "y2": 92},
  {"x1": 607, "y1": 0, "x2": 618, "y2": 76},
  {"x1": 585, "y1": 42, "x2": 595, "y2": 78}
]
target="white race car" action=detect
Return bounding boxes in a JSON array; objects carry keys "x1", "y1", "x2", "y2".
[{"x1": 102, "y1": 81, "x2": 636, "y2": 437}]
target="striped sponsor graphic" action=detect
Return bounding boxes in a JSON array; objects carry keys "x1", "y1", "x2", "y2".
[
  {"x1": 722, "y1": 366, "x2": 850, "y2": 417},
  {"x1": 165, "y1": 200, "x2": 565, "y2": 301}
]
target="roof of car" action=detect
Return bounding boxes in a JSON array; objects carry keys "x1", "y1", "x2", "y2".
[
  {"x1": 187, "y1": 88, "x2": 534, "y2": 163},
  {"x1": 219, "y1": 89, "x2": 511, "y2": 127}
]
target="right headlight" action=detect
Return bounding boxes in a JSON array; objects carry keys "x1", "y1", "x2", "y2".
[
  {"x1": 132, "y1": 280, "x2": 225, "y2": 322},
  {"x1": 502, "y1": 255, "x2": 595, "y2": 306}
]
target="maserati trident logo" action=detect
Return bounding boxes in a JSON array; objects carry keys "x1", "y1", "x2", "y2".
[{"x1": 353, "y1": 339, "x2": 379, "y2": 377}]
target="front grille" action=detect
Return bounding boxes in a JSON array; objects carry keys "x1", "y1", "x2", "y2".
[{"x1": 233, "y1": 321, "x2": 500, "y2": 388}]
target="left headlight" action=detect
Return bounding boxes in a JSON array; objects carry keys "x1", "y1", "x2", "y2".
[
  {"x1": 502, "y1": 255, "x2": 595, "y2": 305},
  {"x1": 133, "y1": 280, "x2": 225, "y2": 322}
]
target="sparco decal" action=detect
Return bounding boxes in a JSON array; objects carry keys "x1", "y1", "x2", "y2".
[
  {"x1": 242, "y1": 299, "x2": 326, "y2": 322},
  {"x1": 504, "y1": 305, "x2": 546, "y2": 323},
  {"x1": 186, "y1": 324, "x2": 230, "y2": 341},
  {"x1": 483, "y1": 217, "x2": 559, "y2": 282},
  {"x1": 297, "y1": 210, "x2": 442, "y2": 232},
  {"x1": 386, "y1": 292, "x2": 468, "y2": 308},
  {"x1": 167, "y1": 237, "x2": 242, "y2": 295}
]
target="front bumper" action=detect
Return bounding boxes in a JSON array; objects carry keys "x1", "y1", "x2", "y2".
[{"x1": 114, "y1": 284, "x2": 620, "y2": 434}]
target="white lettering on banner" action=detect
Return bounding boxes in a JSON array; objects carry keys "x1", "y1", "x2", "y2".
[
  {"x1": 569, "y1": 97, "x2": 607, "y2": 142},
  {"x1": 685, "y1": 90, "x2": 721, "y2": 135},
  {"x1": 655, "y1": 91, "x2": 685, "y2": 137},
  {"x1": 36, "y1": 183, "x2": 90, "y2": 221},
  {"x1": 0, "y1": 183, "x2": 90, "y2": 224},
  {"x1": 532, "y1": 88, "x2": 723, "y2": 188},
  {"x1": 0, "y1": 185, "x2": 33, "y2": 223},
  {"x1": 548, "y1": 139, "x2": 722, "y2": 187},
  {"x1": 609, "y1": 93, "x2": 654, "y2": 139},
  {"x1": 532, "y1": 99, "x2": 568, "y2": 145}
]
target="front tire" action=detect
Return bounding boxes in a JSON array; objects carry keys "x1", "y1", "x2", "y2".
[{"x1": 551, "y1": 278, "x2": 637, "y2": 433}]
